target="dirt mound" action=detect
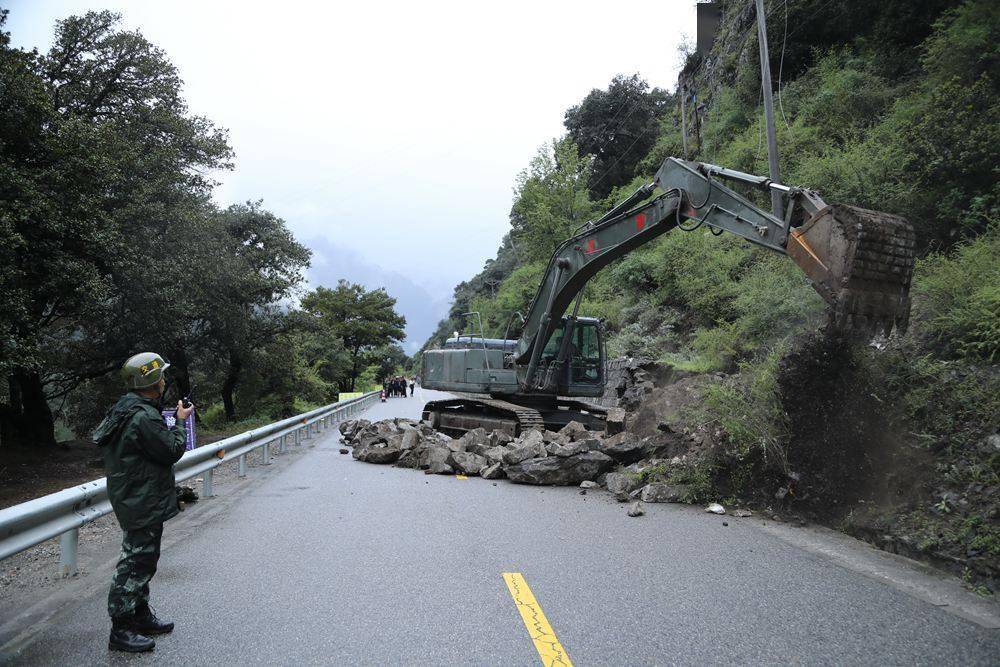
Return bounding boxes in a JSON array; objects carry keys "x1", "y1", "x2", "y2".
[{"x1": 777, "y1": 334, "x2": 932, "y2": 517}]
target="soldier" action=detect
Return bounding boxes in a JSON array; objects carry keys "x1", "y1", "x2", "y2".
[{"x1": 92, "y1": 352, "x2": 194, "y2": 653}]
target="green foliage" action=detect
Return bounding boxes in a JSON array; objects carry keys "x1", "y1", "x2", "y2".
[
  {"x1": 877, "y1": 352, "x2": 1000, "y2": 455},
  {"x1": 650, "y1": 231, "x2": 750, "y2": 324},
  {"x1": 911, "y1": 222, "x2": 1000, "y2": 361},
  {"x1": 564, "y1": 73, "x2": 672, "y2": 198},
  {"x1": 0, "y1": 11, "x2": 404, "y2": 443},
  {"x1": 921, "y1": 0, "x2": 1000, "y2": 86},
  {"x1": 791, "y1": 51, "x2": 897, "y2": 145},
  {"x1": 699, "y1": 351, "x2": 789, "y2": 476},
  {"x1": 301, "y1": 281, "x2": 406, "y2": 392},
  {"x1": 666, "y1": 462, "x2": 715, "y2": 504},
  {"x1": 510, "y1": 138, "x2": 596, "y2": 264}
]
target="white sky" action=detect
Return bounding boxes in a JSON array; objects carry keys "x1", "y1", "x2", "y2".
[{"x1": 7, "y1": 0, "x2": 697, "y2": 335}]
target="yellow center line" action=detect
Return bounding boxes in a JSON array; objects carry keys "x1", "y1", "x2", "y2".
[{"x1": 502, "y1": 572, "x2": 574, "y2": 667}]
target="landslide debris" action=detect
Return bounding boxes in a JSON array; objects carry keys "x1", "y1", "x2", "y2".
[{"x1": 338, "y1": 417, "x2": 707, "y2": 497}]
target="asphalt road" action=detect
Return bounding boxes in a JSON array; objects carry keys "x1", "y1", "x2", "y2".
[{"x1": 3, "y1": 388, "x2": 999, "y2": 665}]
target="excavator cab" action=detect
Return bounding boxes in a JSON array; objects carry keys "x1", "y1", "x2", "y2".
[{"x1": 539, "y1": 316, "x2": 605, "y2": 396}]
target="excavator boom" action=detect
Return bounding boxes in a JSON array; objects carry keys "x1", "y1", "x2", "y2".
[{"x1": 420, "y1": 157, "x2": 916, "y2": 434}]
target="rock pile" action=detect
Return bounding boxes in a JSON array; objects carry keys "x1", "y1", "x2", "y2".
[{"x1": 338, "y1": 417, "x2": 699, "y2": 499}]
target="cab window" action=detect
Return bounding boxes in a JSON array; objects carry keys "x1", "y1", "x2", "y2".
[{"x1": 570, "y1": 322, "x2": 600, "y2": 383}]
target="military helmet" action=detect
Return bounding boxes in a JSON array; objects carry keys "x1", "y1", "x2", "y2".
[{"x1": 121, "y1": 352, "x2": 171, "y2": 390}]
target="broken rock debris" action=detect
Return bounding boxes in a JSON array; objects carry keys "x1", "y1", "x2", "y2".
[{"x1": 338, "y1": 418, "x2": 720, "y2": 510}]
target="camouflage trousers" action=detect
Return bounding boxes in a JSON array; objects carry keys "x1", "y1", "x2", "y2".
[{"x1": 108, "y1": 523, "x2": 163, "y2": 619}]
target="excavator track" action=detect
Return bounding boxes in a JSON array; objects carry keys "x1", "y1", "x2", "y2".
[{"x1": 422, "y1": 396, "x2": 605, "y2": 437}]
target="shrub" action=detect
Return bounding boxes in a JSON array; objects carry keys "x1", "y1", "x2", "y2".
[{"x1": 911, "y1": 222, "x2": 1000, "y2": 361}]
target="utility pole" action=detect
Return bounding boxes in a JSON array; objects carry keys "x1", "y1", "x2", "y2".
[
  {"x1": 679, "y1": 79, "x2": 689, "y2": 159},
  {"x1": 755, "y1": 0, "x2": 783, "y2": 219},
  {"x1": 692, "y1": 90, "x2": 701, "y2": 153}
]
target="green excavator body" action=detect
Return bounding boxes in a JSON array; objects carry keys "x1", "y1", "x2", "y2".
[{"x1": 421, "y1": 157, "x2": 915, "y2": 435}]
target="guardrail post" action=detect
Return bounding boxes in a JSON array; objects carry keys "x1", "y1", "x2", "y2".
[
  {"x1": 58, "y1": 528, "x2": 79, "y2": 577},
  {"x1": 262, "y1": 440, "x2": 271, "y2": 465},
  {"x1": 294, "y1": 428, "x2": 301, "y2": 446},
  {"x1": 203, "y1": 468, "x2": 214, "y2": 497},
  {"x1": 278, "y1": 434, "x2": 286, "y2": 454},
  {"x1": 238, "y1": 454, "x2": 247, "y2": 477}
]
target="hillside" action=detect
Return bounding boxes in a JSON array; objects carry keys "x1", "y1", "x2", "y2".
[{"x1": 421, "y1": 0, "x2": 1000, "y2": 588}]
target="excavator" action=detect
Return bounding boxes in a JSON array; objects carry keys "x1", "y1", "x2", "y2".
[{"x1": 420, "y1": 157, "x2": 915, "y2": 435}]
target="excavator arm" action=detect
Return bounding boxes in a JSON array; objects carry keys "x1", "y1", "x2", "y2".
[{"x1": 515, "y1": 157, "x2": 915, "y2": 388}]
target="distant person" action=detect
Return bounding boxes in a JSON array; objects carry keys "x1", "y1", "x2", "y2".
[
  {"x1": 92, "y1": 352, "x2": 193, "y2": 653},
  {"x1": 409, "y1": 377, "x2": 415, "y2": 396}
]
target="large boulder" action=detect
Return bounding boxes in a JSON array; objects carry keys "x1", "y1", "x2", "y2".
[
  {"x1": 457, "y1": 427, "x2": 489, "y2": 451},
  {"x1": 375, "y1": 420, "x2": 401, "y2": 435},
  {"x1": 640, "y1": 483, "x2": 688, "y2": 503},
  {"x1": 424, "y1": 447, "x2": 453, "y2": 474},
  {"x1": 503, "y1": 441, "x2": 547, "y2": 465},
  {"x1": 599, "y1": 432, "x2": 645, "y2": 464},
  {"x1": 400, "y1": 430, "x2": 421, "y2": 451},
  {"x1": 502, "y1": 429, "x2": 546, "y2": 464},
  {"x1": 605, "y1": 471, "x2": 643, "y2": 496},
  {"x1": 448, "y1": 451, "x2": 488, "y2": 476},
  {"x1": 548, "y1": 438, "x2": 601, "y2": 458},
  {"x1": 395, "y1": 448, "x2": 421, "y2": 469},
  {"x1": 505, "y1": 451, "x2": 614, "y2": 485},
  {"x1": 605, "y1": 407, "x2": 626, "y2": 435},
  {"x1": 543, "y1": 429, "x2": 571, "y2": 446},
  {"x1": 480, "y1": 462, "x2": 505, "y2": 479},
  {"x1": 467, "y1": 443, "x2": 490, "y2": 456},
  {"x1": 488, "y1": 431, "x2": 514, "y2": 448},
  {"x1": 339, "y1": 419, "x2": 370, "y2": 440},
  {"x1": 484, "y1": 445, "x2": 509, "y2": 465},
  {"x1": 558, "y1": 421, "x2": 589, "y2": 442},
  {"x1": 352, "y1": 436, "x2": 402, "y2": 464}
]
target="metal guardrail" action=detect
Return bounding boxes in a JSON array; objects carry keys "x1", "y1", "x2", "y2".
[{"x1": 0, "y1": 390, "x2": 380, "y2": 576}]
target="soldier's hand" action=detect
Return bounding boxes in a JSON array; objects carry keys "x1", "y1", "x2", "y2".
[{"x1": 176, "y1": 400, "x2": 194, "y2": 420}]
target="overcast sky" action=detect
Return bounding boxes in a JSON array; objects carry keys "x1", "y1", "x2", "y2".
[{"x1": 6, "y1": 0, "x2": 697, "y2": 348}]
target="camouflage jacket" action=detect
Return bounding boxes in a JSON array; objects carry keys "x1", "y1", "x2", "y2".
[{"x1": 93, "y1": 392, "x2": 187, "y2": 531}]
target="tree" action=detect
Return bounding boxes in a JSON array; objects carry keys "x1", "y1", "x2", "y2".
[
  {"x1": 202, "y1": 202, "x2": 310, "y2": 420},
  {"x1": 0, "y1": 10, "x2": 233, "y2": 444},
  {"x1": 509, "y1": 138, "x2": 596, "y2": 264},
  {"x1": 0, "y1": 11, "x2": 239, "y2": 443},
  {"x1": 300, "y1": 282, "x2": 406, "y2": 392},
  {"x1": 371, "y1": 344, "x2": 408, "y2": 384},
  {"x1": 564, "y1": 74, "x2": 670, "y2": 199}
]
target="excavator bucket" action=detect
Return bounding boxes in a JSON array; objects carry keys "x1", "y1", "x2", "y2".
[{"x1": 786, "y1": 204, "x2": 915, "y2": 338}]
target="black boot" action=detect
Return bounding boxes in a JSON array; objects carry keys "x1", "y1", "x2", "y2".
[
  {"x1": 134, "y1": 603, "x2": 174, "y2": 635},
  {"x1": 109, "y1": 617, "x2": 155, "y2": 652}
]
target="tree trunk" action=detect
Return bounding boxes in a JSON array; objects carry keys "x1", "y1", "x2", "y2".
[
  {"x1": 166, "y1": 344, "x2": 192, "y2": 399},
  {"x1": 0, "y1": 376, "x2": 20, "y2": 448},
  {"x1": 349, "y1": 347, "x2": 360, "y2": 392},
  {"x1": 222, "y1": 351, "x2": 243, "y2": 421},
  {"x1": 8, "y1": 370, "x2": 57, "y2": 447}
]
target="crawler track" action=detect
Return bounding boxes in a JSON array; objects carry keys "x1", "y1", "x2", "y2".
[{"x1": 422, "y1": 396, "x2": 605, "y2": 436}]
